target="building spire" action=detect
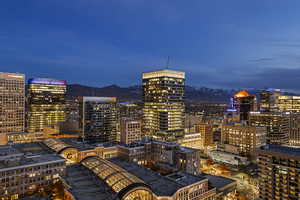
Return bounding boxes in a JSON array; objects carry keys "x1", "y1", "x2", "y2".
[{"x1": 166, "y1": 56, "x2": 170, "y2": 69}]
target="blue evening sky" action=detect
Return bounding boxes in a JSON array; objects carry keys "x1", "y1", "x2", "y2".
[{"x1": 1, "y1": 0, "x2": 300, "y2": 90}]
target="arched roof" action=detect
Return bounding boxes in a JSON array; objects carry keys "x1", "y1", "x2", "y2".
[
  {"x1": 43, "y1": 138, "x2": 74, "y2": 154},
  {"x1": 81, "y1": 156, "x2": 152, "y2": 198}
]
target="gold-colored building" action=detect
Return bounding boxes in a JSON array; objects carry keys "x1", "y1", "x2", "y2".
[
  {"x1": 195, "y1": 124, "x2": 214, "y2": 147},
  {"x1": 221, "y1": 123, "x2": 266, "y2": 156},
  {"x1": 277, "y1": 95, "x2": 300, "y2": 112},
  {"x1": 0, "y1": 72, "x2": 25, "y2": 142},
  {"x1": 142, "y1": 69, "x2": 185, "y2": 141},
  {"x1": 27, "y1": 78, "x2": 66, "y2": 132}
]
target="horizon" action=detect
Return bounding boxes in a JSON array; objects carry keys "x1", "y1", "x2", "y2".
[{"x1": 2, "y1": 1, "x2": 300, "y2": 90}]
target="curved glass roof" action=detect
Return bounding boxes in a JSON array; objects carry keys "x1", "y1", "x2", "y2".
[
  {"x1": 43, "y1": 138, "x2": 73, "y2": 153},
  {"x1": 81, "y1": 156, "x2": 146, "y2": 193}
]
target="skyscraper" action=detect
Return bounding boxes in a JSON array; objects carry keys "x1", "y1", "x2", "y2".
[
  {"x1": 0, "y1": 72, "x2": 25, "y2": 144},
  {"x1": 249, "y1": 111, "x2": 290, "y2": 145},
  {"x1": 230, "y1": 90, "x2": 257, "y2": 121},
  {"x1": 80, "y1": 97, "x2": 117, "y2": 143},
  {"x1": 259, "y1": 89, "x2": 281, "y2": 111},
  {"x1": 27, "y1": 78, "x2": 66, "y2": 132},
  {"x1": 142, "y1": 69, "x2": 185, "y2": 141}
]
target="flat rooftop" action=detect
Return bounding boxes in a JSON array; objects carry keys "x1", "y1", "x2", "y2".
[
  {"x1": 0, "y1": 153, "x2": 65, "y2": 170},
  {"x1": 203, "y1": 174, "x2": 236, "y2": 191},
  {"x1": 109, "y1": 158, "x2": 206, "y2": 196},
  {"x1": 259, "y1": 145, "x2": 300, "y2": 157}
]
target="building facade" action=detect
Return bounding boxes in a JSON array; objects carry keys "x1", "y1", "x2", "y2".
[
  {"x1": 249, "y1": 111, "x2": 290, "y2": 145},
  {"x1": 257, "y1": 145, "x2": 300, "y2": 200},
  {"x1": 0, "y1": 145, "x2": 66, "y2": 200},
  {"x1": 230, "y1": 90, "x2": 257, "y2": 121},
  {"x1": 195, "y1": 124, "x2": 214, "y2": 147},
  {"x1": 0, "y1": 72, "x2": 25, "y2": 144},
  {"x1": 120, "y1": 118, "x2": 142, "y2": 144},
  {"x1": 27, "y1": 78, "x2": 67, "y2": 132},
  {"x1": 142, "y1": 69, "x2": 185, "y2": 141},
  {"x1": 277, "y1": 95, "x2": 300, "y2": 112},
  {"x1": 80, "y1": 97, "x2": 117, "y2": 143},
  {"x1": 221, "y1": 123, "x2": 266, "y2": 156}
]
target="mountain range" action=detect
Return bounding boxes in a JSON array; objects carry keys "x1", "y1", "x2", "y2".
[{"x1": 67, "y1": 84, "x2": 233, "y2": 103}]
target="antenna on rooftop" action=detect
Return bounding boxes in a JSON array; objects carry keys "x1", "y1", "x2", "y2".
[{"x1": 166, "y1": 56, "x2": 170, "y2": 69}]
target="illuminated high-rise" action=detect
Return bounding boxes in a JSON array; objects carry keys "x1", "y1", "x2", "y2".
[
  {"x1": 257, "y1": 145, "x2": 300, "y2": 200},
  {"x1": 0, "y1": 72, "x2": 25, "y2": 144},
  {"x1": 79, "y1": 97, "x2": 117, "y2": 143},
  {"x1": 249, "y1": 111, "x2": 290, "y2": 145},
  {"x1": 230, "y1": 90, "x2": 257, "y2": 121},
  {"x1": 142, "y1": 69, "x2": 185, "y2": 141},
  {"x1": 27, "y1": 78, "x2": 67, "y2": 132}
]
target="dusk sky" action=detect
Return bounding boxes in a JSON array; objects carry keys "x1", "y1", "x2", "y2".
[{"x1": 1, "y1": 0, "x2": 300, "y2": 90}]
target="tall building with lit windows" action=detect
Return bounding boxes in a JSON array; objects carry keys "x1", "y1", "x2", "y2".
[
  {"x1": 27, "y1": 78, "x2": 67, "y2": 132},
  {"x1": 142, "y1": 69, "x2": 185, "y2": 141},
  {"x1": 257, "y1": 145, "x2": 300, "y2": 200},
  {"x1": 221, "y1": 123, "x2": 266, "y2": 157},
  {"x1": 0, "y1": 72, "x2": 25, "y2": 144},
  {"x1": 277, "y1": 95, "x2": 300, "y2": 112},
  {"x1": 79, "y1": 97, "x2": 117, "y2": 143},
  {"x1": 249, "y1": 111, "x2": 290, "y2": 145},
  {"x1": 230, "y1": 90, "x2": 257, "y2": 121}
]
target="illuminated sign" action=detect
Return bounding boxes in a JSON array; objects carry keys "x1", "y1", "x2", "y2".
[{"x1": 28, "y1": 78, "x2": 67, "y2": 85}]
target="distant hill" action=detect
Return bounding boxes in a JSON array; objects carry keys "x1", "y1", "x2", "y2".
[{"x1": 67, "y1": 84, "x2": 233, "y2": 103}]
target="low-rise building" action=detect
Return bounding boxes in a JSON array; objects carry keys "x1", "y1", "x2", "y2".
[{"x1": 0, "y1": 145, "x2": 66, "y2": 200}]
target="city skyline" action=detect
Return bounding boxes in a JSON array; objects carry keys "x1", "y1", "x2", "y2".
[{"x1": 1, "y1": 1, "x2": 300, "y2": 90}]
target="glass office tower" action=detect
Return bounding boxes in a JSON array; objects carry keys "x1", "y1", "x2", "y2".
[
  {"x1": 27, "y1": 78, "x2": 66, "y2": 132},
  {"x1": 142, "y1": 69, "x2": 185, "y2": 141},
  {"x1": 0, "y1": 72, "x2": 25, "y2": 138},
  {"x1": 80, "y1": 97, "x2": 117, "y2": 143}
]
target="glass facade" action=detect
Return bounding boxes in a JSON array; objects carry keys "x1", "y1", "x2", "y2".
[
  {"x1": 27, "y1": 78, "x2": 66, "y2": 132},
  {"x1": 80, "y1": 97, "x2": 117, "y2": 143},
  {"x1": 142, "y1": 70, "x2": 185, "y2": 141},
  {"x1": 0, "y1": 72, "x2": 25, "y2": 136}
]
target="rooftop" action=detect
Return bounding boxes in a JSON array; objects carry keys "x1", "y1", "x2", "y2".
[
  {"x1": 109, "y1": 158, "x2": 206, "y2": 196},
  {"x1": 259, "y1": 145, "x2": 300, "y2": 157},
  {"x1": 142, "y1": 69, "x2": 185, "y2": 79},
  {"x1": 0, "y1": 153, "x2": 65, "y2": 170},
  {"x1": 65, "y1": 164, "x2": 117, "y2": 200},
  {"x1": 234, "y1": 90, "x2": 251, "y2": 98}
]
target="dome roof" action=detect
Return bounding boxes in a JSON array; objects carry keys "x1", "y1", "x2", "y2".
[{"x1": 234, "y1": 90, "x2": 251, "y2": 98}]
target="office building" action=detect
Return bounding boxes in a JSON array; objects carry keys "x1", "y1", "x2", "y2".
[
  {"x1": 259, "y1": 89, "x2": 281, "y2": 111},
  {"x1": 119, "y1": 102, "x2": 141, "y2": 120},
  {"x1": 120, "y1": 118, "x2": 141, "y2": 144},
  {"x1": 221, "y1": 123, "x2": 266, "y2": 156},
  {"x1": 0, "y1": 145, "x2": 66, "y2": 199},
  {"x1": 229, "y1": 90, "x2": 257, "y2": 121},
  {"x1": 27, "y1": 78, "x2": 66, "y2": 132},
  {"x1": 79, "y1": 97, "x2": 117, "y2": 143},
  {"x1": 276, "y1": 95, "x2": 300, "y2": 112},
  {"x1": 249, "y1": 111, "x2": 290, "y2": 145},
  {"x1": 0, "y1": 72, "x2": 25, "y2": 144},
  {"x1": 195, "y1": 124, "x2": 214, "y2": 147},
  {"x1": 290, "y1": 112, "x2": 300, "y2": 147},
  {"x1": 257, "y1": 145, "x2": 300, "y2": 200},
  {"x1": 142, "y1": 69, "x2": 185, "y2": 141}
]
